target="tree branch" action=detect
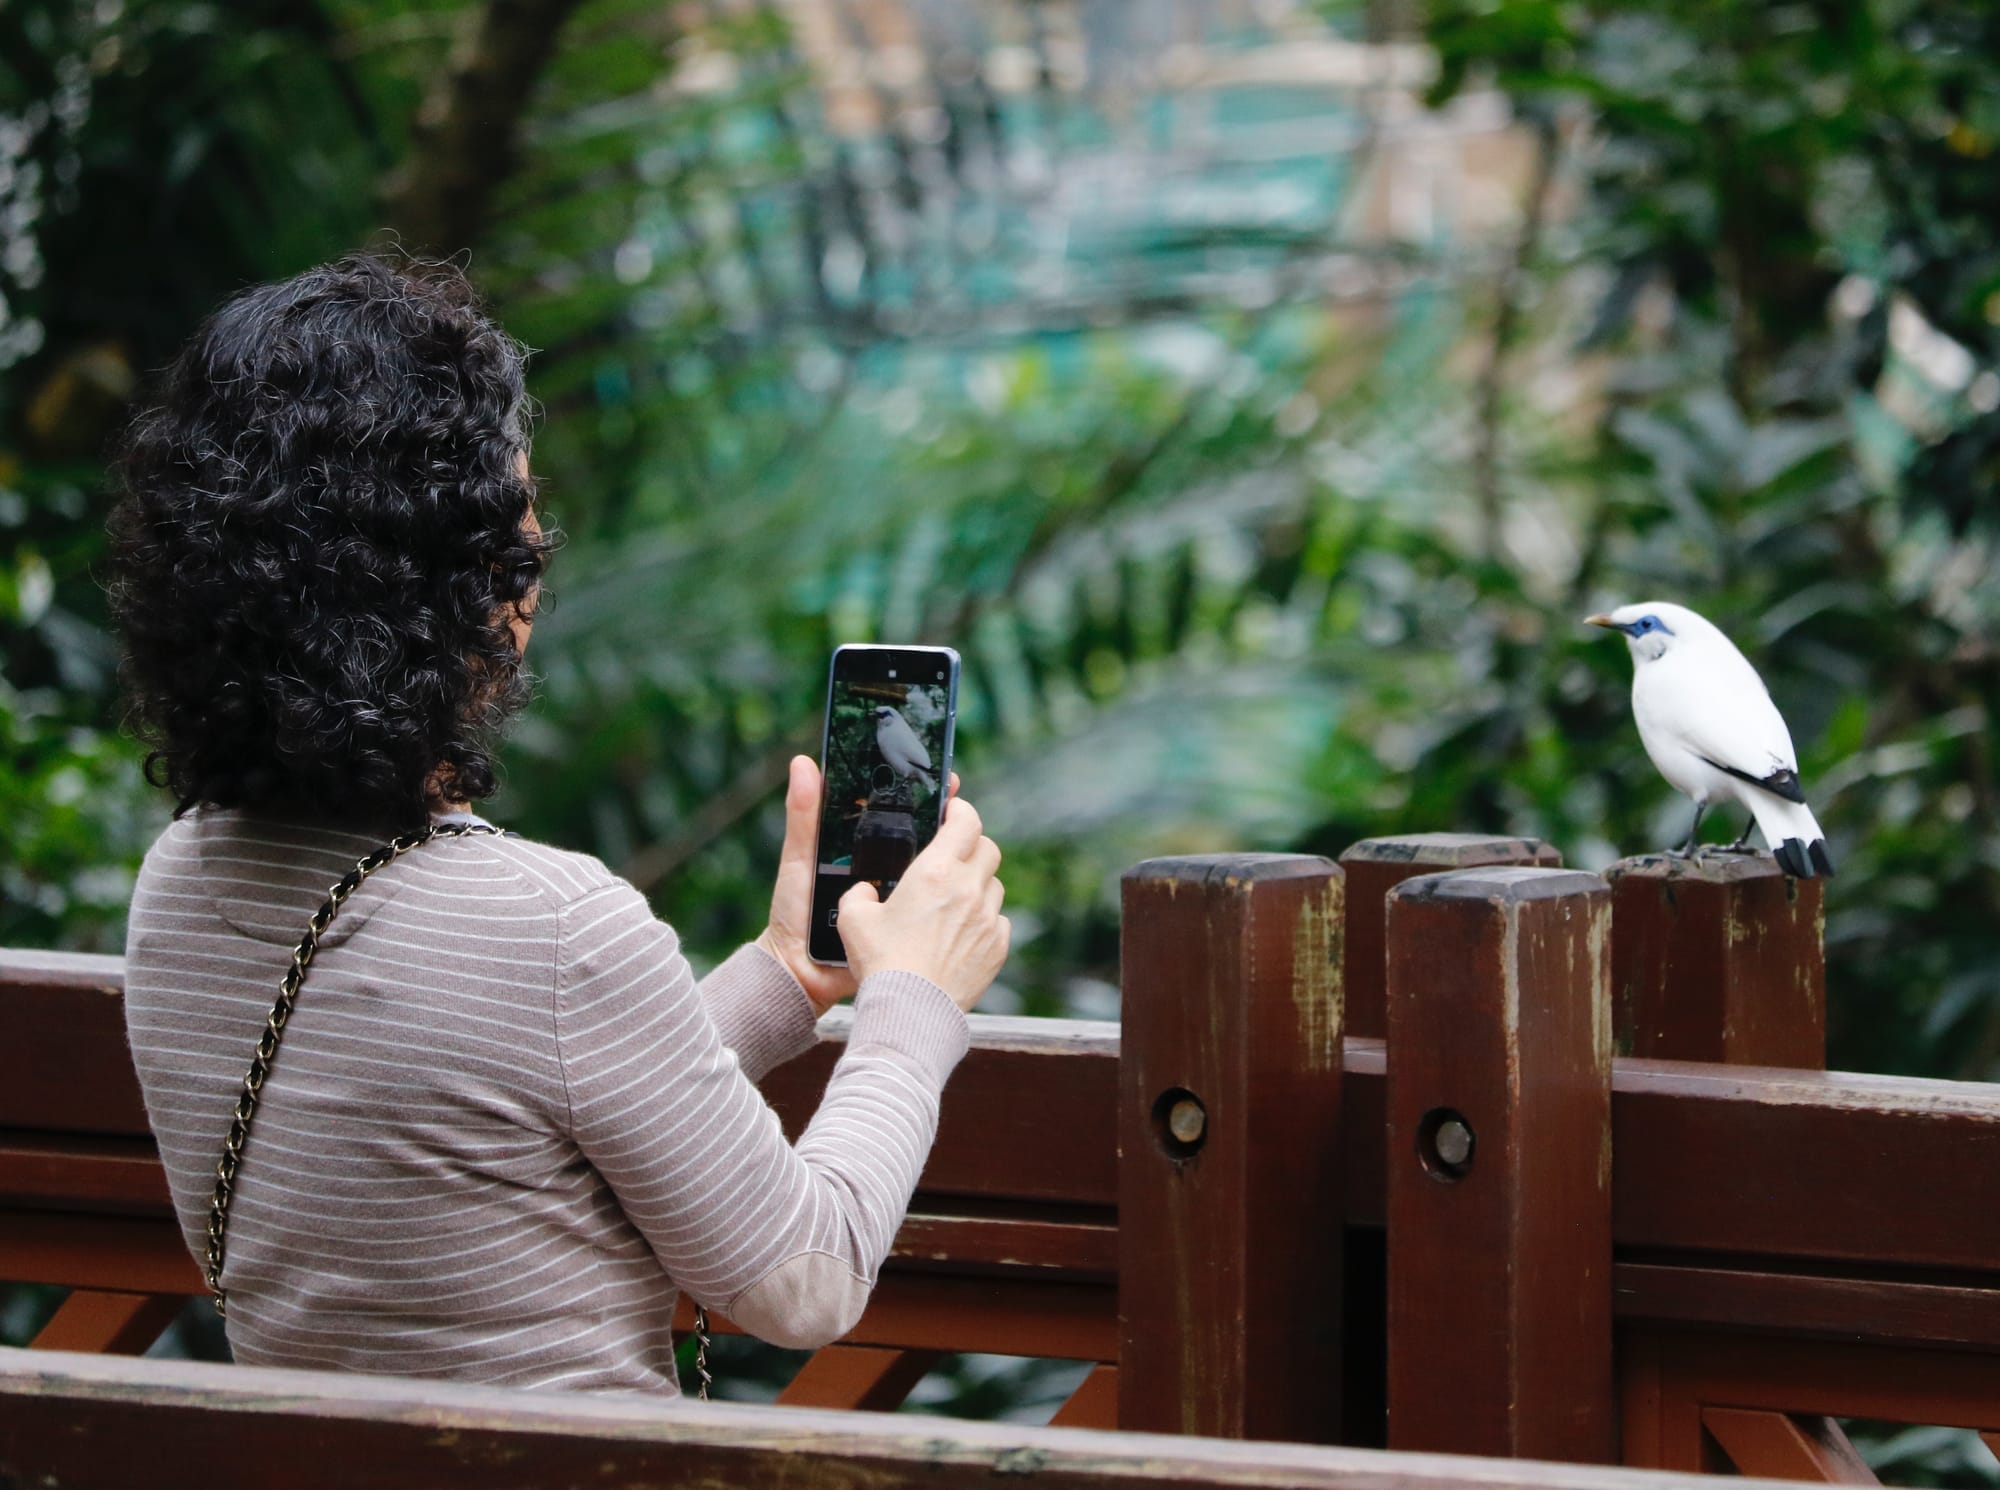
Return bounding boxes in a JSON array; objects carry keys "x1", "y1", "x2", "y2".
[{"x1": 379, "y1": 0, "x2": 589, "y2": 253}]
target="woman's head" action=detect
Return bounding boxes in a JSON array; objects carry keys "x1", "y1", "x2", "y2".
[{"x1": 109, "y1": 251, "x2": 555, "y2": 826}]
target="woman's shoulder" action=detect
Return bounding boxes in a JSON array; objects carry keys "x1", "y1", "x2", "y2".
[
  {"x1": 133, "y1": 807, "x2": 641, "y2": 943},
  {"x1": 446, "y1": 823, "x2": 689, "y2": 981},
  {"x1": 430, "y1": 816, "x2": 631, "y2": 912}
]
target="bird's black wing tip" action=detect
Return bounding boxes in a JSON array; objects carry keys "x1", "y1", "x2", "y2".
[
  {"x1": 1701, "y1": 756, "x2": 1808, "y2": 805},
  {"x1": 1775, "y1": 837, "x2": 1836, "y2": 879}
]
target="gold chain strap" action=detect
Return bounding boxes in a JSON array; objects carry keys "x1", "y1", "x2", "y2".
[{"x1": 201, "y1": 819, "x2": 718, "y2": 1401}]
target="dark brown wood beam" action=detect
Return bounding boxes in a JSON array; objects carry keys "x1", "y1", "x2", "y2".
[
  {"x1": 1118, "y1": 854, "x2": 1347, "y2": 1442},
  {"x1": 1385, "y1": 867, "x2": 1615, "y2": 1462},
  {"x1": 0, "y1": 1348, "x2": 1779, "y2": 1490},
  {"x1": 10, "y1": 952, "x2": 2000, "y2": 1275}
]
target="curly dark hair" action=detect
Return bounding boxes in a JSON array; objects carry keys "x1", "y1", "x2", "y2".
[{"x1": 108, "y1": 252, "x2": 557, "y2": 828}]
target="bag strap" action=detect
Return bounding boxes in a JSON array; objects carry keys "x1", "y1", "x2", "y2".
[{"x1": 202, "y1": 819, "x2": 716, "y2": 1399}]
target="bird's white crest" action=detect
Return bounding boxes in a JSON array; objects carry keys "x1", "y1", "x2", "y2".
[{"x1": 1587, "y1": 600, "x2": 1834, "y2": 878}]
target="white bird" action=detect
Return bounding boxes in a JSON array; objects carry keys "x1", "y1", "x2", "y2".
[
  {"x1": 873, "y1": 705, "x2": 936, "y2": 792},
  {"x1": 1588, "y1": 601, "x2": 1835, "y2": 878}
]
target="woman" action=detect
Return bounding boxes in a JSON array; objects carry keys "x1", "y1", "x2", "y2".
[{"x1": 108, "y1": 252, "x2": 1009, "y2": 1394}]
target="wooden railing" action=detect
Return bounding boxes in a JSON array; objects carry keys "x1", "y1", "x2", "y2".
[
  {"x1": 0, "y1": 1349, "x2": 1803, "y2": 1490},
  {"x1": 6, "y1": 835, "x2": 2000, "y2": 1481}
]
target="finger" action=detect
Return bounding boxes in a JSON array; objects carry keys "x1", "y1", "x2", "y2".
[
  {"x1": 789, "y1": 753, "x2": 820, "y2": 808},
  {"x1": 971, "y1": 835, "x2": 1002, "y2": 877},
  {"x1": 932, "y1": 796, "x2": 983, "y2": 855},
  {"x1": 995, "y1": 914, "x2": 1013, "y2": 958},
  {"x1": 948, "y1": 771, "x2": 961, "y2": 799},
  {"x1": 983, "y1": 876, "x2": 1005, "y2": 915},
  {"x1": 779, "y1": 756, "x2": 820, "y2": 867},
  {"x1": 839, "y1": 879, "x2": 880, "y2": 911}
]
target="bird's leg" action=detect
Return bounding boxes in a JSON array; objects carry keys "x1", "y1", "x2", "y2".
[
  {"x1": 1709, "y1": 814, "x2": 1760, "y2": 856},
  {"x1": 1671, "y1": 802, "x2": 1705, "y2": 859}
]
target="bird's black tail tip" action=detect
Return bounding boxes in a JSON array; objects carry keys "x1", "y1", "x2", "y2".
[{"x1": 1775, "y1": 837, "x2": 1837, "y2": 879}]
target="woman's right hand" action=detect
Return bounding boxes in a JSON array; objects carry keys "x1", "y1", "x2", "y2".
[{"x1": 835, "y1": 797, "x2": 1009, "y2": 1013}]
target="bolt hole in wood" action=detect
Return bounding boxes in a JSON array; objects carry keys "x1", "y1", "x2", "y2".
[
  {"x1": 1416, "y1": 1107, "x2": 1475, "y2": 1182},
  {"x1": 1150, "y1": 1088, "x2": 1207, "y2": 1160}
]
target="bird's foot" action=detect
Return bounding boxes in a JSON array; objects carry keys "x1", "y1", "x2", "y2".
[{"x1": 1702, "y1": 841, "x2": 1762, "y2": 857}]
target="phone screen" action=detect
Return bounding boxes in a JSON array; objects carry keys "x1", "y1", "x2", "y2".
[{"x1": 809, "y1": 644, "x2": 959, "y2": 965}]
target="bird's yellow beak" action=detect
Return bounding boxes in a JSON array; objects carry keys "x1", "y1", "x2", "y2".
[{"x1": 1584, "y1": 614, "x2": 1618, "y2": 630}]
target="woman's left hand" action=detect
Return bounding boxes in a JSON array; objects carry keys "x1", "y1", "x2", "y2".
[{"x1": 760, "y1": 754, "x2": 964, "y2": 1014}]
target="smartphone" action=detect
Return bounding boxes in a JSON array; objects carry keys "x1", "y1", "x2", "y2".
[{"x1": 809, "y1": 644, "x2": 961, "y2": 965}]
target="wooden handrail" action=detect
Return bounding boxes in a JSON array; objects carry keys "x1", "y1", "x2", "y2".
[
  {"x1": 0, "y1": 1348, "x2": 1804, "y2": 1490},
  {"x1": 13, "y1": 950, "x2": 2000, "y2": 1279}
]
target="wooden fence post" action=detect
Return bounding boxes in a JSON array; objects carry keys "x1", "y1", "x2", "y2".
[
  {"x1": 1385, "y1": 866, "x2": 1615, "y2": 1463},
  {"x1": 1339, "y1": 835, "x2": 1561, "y2": 1041},
  {"x1": 1603, "y1": 853, "x2": 1825, "y2": 1067},
  {"x1": 1119, "y1": 854, "x2": 1346, "y2": 1442},
  {"x1": 1334, "y1": 835, "x2": 1558, "y2": 1448}
]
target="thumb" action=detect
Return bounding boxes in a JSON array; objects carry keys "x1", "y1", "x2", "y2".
[
  {"x1": 779, "y1": 755, "x2": 819, "y2": 870},
  {"x1": 835, "y1": 880, "x2": 880, "y2": 967}
]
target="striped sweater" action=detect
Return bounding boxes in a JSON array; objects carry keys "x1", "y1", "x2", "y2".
[{"x1": 122, "y1": 807, "x2": 968, "y2": 1395}]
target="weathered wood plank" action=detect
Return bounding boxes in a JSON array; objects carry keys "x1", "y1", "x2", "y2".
[
  {"x1": 1050, "y1": 1364, "x2": 1120, "y2": 1429},
  {"x1": 1604, "y1": 855, "x2": 1824, "y2": 1067},
  {"x1": 0, "y1": 1349, "x2": 1809, "y2": 1490},
  {"x1": 0, "y1": 951, "x2": 147, "y2": 1135},
  {"x1": 1118, "y1": 854, "x2": 1346, "y2": 1442},
  {"x1": 27, "y1": 1290, "x2": 183, "y2": 1355},
  {"x1": 775, "y1": 1345, "x2": 940, "y2": 1411},
  {"x1": 1610, "y1": 1062, "x2": 2000, "y2": 1271},
  {"x1": 1618, "y1": 1333, "x2": 1671, "y2": 1470},
  {"x1": 12, "y1": 1054, "x2": 2000, "y2": 1276},
  {"x1": 892, "y1": 1204, "x2": 1115, "y2": 1275},
  {"x1": 1338, "y1": 835, "x2": 1560, "y2": 1040},
  {"x1": 0, "y1": 1211, "x2": 204, "y2": 1294},
  {"x1": 675, "y1": 1273, "x2": 1117, "y2": 1362},
  {"x1": 1700, "y1": 1410, "x2": 1878, "y2": 1484},
  {"x1": 1612, "y1": 1262, "x2": 2000, "y2": 1352},
  {"x1": 1634, "y1": 1331, "x2": 2000, "y2": 1434},
  {"x1": 0, "y1": 1133, "x2": 172, "y2": 1212},
  {"x1": 738, "y1": 1007, "x2": 1120, "y2": 1207},
  {"x1": 17, "y1": 1201, "x2": 2000, "y2": 1371},
  {"x1": 1386, "y1": 867, "x2": 1615, "y2": 1463},
  {"x1": 0, "y1": 948, "x2": 127, "y2": 989}
]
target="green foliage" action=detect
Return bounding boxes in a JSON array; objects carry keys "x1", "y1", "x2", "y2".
[
  {"x1": 5, "y1": 0, "x2": 1996, "y2": 1062},
  {"x1": 1416, "y1": 0, "x2": 2000, "y2": 1077},
  {"x1": 3, "y1": 0, "x2": 1999, "y2": 1429}
]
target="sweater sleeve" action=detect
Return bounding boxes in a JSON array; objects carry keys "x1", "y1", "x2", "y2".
[
  {"x1": 554, "y1": 881, "x2": 968, "y2": 1350},
  {"x1": 695, "y1": 941, "x2": 821, "y2": 1082}
]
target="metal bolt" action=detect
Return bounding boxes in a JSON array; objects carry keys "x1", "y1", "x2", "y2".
[
  {"x1": 1434, "y1": 1117, "x2": 1474, "y2": 1168},
  {"x1": 1167, "y1": 1098, "x2": 1206, "y2": 1146}
]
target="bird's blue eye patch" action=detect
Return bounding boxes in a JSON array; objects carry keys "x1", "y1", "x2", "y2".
[{"x1": 1627, "y1": 615, "x2": 1673, "y2": 636}]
